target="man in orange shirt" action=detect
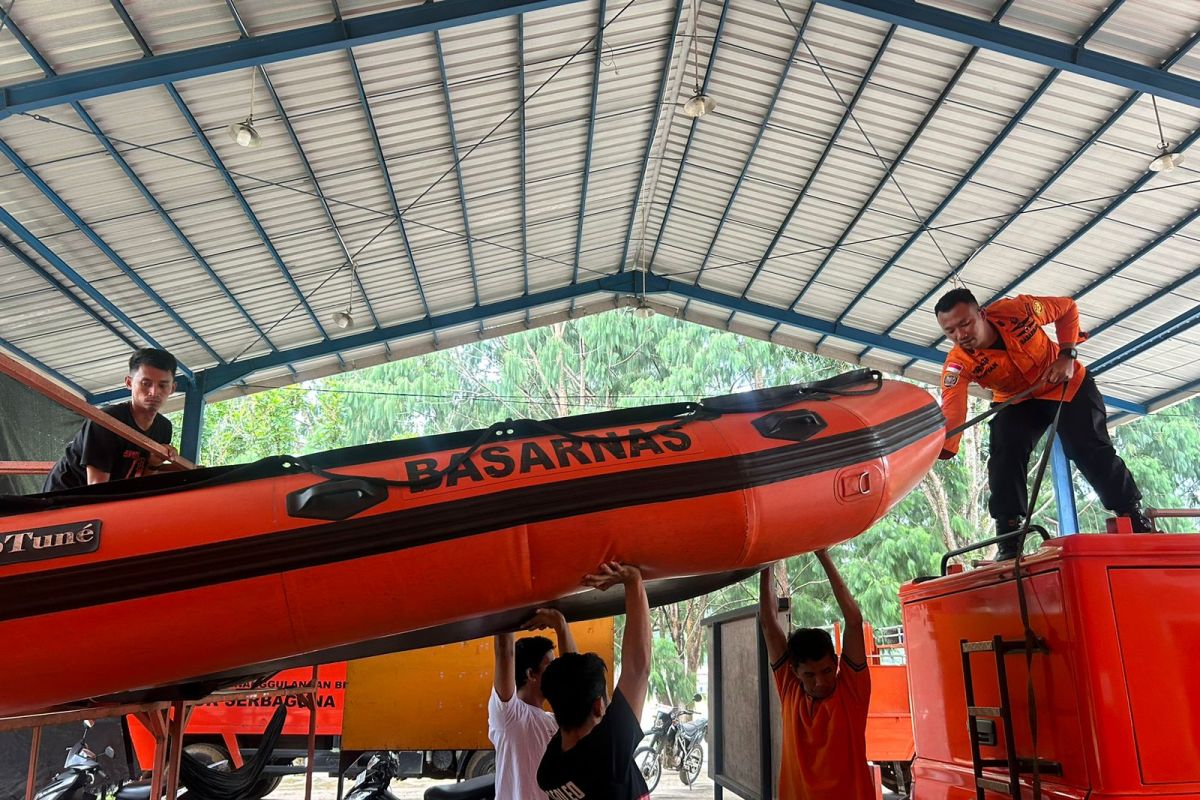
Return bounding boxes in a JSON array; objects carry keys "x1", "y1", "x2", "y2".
[
  {"x1": 760, "y1": 550, "x2": 872, "y2": 800},
  {"x1": 935, "y1": 288, "x2": 1149, "y2": 558}
]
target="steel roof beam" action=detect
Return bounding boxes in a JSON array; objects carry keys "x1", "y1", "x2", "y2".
[
  {"x1": 691, "y1": 5, "x2": 812, "y2": 289},
  {"x1": 105, "y1": 8, "x2": 332, "y2": 343},
  {"x1": 0, "y1": 0, "x2": 592, "y2": 119},
  {"x1": 518, "y1": 14, "x2": 531, "y2": 324},
  {"x1": 571, "y1": 0, "x2": 608, "y2": 298},
  {"x1": 816, "y1": 0, "x2": 1200, "y2": 108},
  {"x1": 0, "y1": 139, "x2": 222, "y2": 366},
  {"x1": 645, "y1": 0, "x2": 733, "y2": 269},
  {"x1": 1146, "y1": 376, "x2": 1200, "y2": 413},
  {"x1": 0, "y1": 231, "x2": 140, "y2": 351},
  {"x1": 739, "y1": 25, "x2": 897, "y2": 302},
  {"x1": 202, "y1": 274, "x2": 632, "y2": 390},
  {"x1": 433, "y1": 31, "x2": 481, "y2": 309},
  {"x1": 1090, "y1": 302, "x2": 1200, "y2": 376},
  {"x1": 616, "y1": 0, "x2": 684, "y2": 275},
  {"x1": 0, "y1": 337, "x2": 88, "y2": 397},
  {"x1": 831, "y1": 70, "x2": 1057, "y2": 329},
  {"x1": 346, "y1": 50, "x2": 433, "y2": 325},
  {"x1": 6, "y1": 6, "x2": 282, "y2": 359}
]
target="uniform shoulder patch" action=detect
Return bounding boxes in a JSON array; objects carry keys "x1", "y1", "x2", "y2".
[{"x1": 943, "y1": 373, "x2": 959, "y2": 388}]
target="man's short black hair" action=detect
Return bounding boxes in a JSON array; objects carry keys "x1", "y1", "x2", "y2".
[
  {"x1": 934, "y1": 288, "x2": 980, "y2": 316},
  {"x1": 129, "y1": 348, "x2": 177, "y2": 377},
  {"x1": 515, "y1": 635, "x2": 554, "y2": 689},
  {"x1": 540, "y1": 652, "x2": 608, "y2": 730},
  {"x1": 786, "y1": 628, "x2": 836, "y2": 667}
]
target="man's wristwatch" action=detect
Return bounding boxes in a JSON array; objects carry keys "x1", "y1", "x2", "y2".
[{"x1": 1059, "y1": 345, "x2": 1078, "y2": 360}]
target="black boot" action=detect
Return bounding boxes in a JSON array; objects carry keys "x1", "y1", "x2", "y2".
[
  {"x1": 1122, "y1": 508, "x2": 1155, "y2": 533},
  {"x1": 993, "y1": 518, "x2": 1025, "y2": 561}
]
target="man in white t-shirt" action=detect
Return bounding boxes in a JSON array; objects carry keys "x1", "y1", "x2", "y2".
[{"x1": 488, "y1": 608, "x2": 577, "y2": 800}]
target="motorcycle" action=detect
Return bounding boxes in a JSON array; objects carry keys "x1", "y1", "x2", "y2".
[
  {"x1": 342, "y1": 751, "x2": 494, "y2": 800},
  {"x1": 633, "y1": 694, "x2": 708, "y2": 792},
  {"x1": 33, "y1": 721, "x2": 116, "y2": 800}
]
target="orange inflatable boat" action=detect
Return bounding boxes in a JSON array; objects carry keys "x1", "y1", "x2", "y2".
[{"x1": 0, "y1": 370, "x2": 943, "y2": 717}]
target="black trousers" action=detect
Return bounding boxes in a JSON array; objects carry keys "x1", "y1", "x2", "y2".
[{"x1": 987, "y1": 375, "x2": 1141, "y2": 522}]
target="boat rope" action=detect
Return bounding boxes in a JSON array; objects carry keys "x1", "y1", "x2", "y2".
[
  {"x1": 1010, "y1": 382, "x2": 1067, "y2": 798},
  {"x1": 293, "y1": 370, "x2": 884, "y2": 490}
]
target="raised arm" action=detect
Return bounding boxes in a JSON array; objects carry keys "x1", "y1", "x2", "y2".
[
  {"x1": 522, "y1": 608, "x2": 578, "y2": 656},
  {"x1": 584, "y1": 562, "x2": 650, "y2": 718},
  {"x1": 493, "y1": 633, "x2": 516, "y2": 701},
  {"x1": 759, "y1": 563, "x2": 787, "y2": 668},
  {"x1": 815, "y1": 549, "x2": 865, "y2": 668}
]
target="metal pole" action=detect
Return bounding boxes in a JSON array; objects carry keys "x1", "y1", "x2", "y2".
[
  {"x1": 1050, "y1": 435, "x2": 1079, "y2": 534},
  {"x1": 23, "y1": 726, "x2": 41, "y2": 800},
  {"x1": 180, "y1": 376, "x2": 205, "y2": 464},
  {"x1": 305, "y1": 667, "x2": 319, "y2": 800},
  {"x1": 164, "y1": 702, "x2": 185, "y2": 800}
]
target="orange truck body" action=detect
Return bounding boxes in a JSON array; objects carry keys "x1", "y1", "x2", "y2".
[{"x1": 901, "y1": 532, "x2": 1200, "y2": 799}]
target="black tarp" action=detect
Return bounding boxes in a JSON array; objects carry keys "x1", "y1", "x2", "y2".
[
  {"x1": 0, "y1": 372, "x2": 81, "y2": 495},
  {"x1": 0, "y1": 719, "x2": 133, "y2": 800}
]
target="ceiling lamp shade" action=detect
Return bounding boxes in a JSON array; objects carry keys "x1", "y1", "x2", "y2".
[
  {"x1": 682, "y1": 93, "x2": 716, "y2": 119},
  {"x1": 228, "y1": 118, "x2": 262, "y2": 148}
]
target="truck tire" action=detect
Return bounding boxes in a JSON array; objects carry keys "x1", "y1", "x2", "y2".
[
  {"x1": 183, "y1": 742, "x2": 281, "y2": 800},
  {"x1": 463, "y1": 750, "x2": 496, "y2": 779}
]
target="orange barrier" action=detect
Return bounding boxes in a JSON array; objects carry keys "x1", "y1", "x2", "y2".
[{"x1": 0, "y1": 371, "x2": 942, "y2": 717}]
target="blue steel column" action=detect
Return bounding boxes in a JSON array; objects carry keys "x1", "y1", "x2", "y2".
[
  {"x1": 1050, "y1": 436, "x2": 1079, "y2": 535},
  {"x1": 180, "y1": 376, "x2": 206, "y2": 464}
]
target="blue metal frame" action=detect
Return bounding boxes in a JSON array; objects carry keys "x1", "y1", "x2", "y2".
[
  {"x1": 646, "y1": 0, "x2": 733, "y2": 269},
  {"x1": 616, "y1": 0, "x2": 684, "y2": 273},
  {"x1": 1146, "y1": 375, "x2": 1200, "y2": 412},
  {"x1": 833, "y1": 70, "x2": 1057, "y2": 327},
  {"x1": 0, "y1": 0, "x2": 593, "y2": 119},
  {"x1": 8, "y1": 7, "x2": 276, "y2": 358},
  {"x1": 0, "y1": 138, "x2": 222, "y2": 364},
  {"x1": 0, "y1": 336, "x2": 89, "y2": 397},
  {"x1": 518, "y1": 14, "x2": 531, "y2": 324},
  {"x1": 0, "y1": 230, "x2": 139, "y2": 350},
  {"x1": 180, "y1": 374, "x2": 207, "y2": 463},
  {"x1": 205, "y1": 274, "x2": 634, "y2": 389},
  {"x1": 1090, "y1": 302, "x2": 1200, "y2": 375},
  {"x1": 345, "y1": 50, "x2": 432, "y2": 325},
  {"x1": 104, "y1": 9, "x2": 332, "y2": 343},
  {"x1": 0, "y1": 205, "x2": 190, "y2": 376},
  {"x1": 692, "y1": 6, "x2": 813, "y2": 289},
  {"x1": 164, "y1": 85, "x2": 333, "y2": 341},
  {"x1": 779, "y1": 41, "x2": 988, "y2": 334},
  {"x1": 740, "y1": 25, "x2": 896, "y2": 301},
  {"x1": 572, "y1": 0, "x2": 608, "y2": 287},
  {"x1": 1050, "y1": 435, "x2": 1079, "y2": 535},
  {"x1": 814, "y1": 0, "x2": 1200, "y2": 108},
  {"x1": 433, "y1": 31, "x2": 481, "y2": 308}
]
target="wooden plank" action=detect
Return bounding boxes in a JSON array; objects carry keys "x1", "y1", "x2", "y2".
[
  {"x1": 0, "y1": 462, "x2": 56, "y2": 476},
  {"x1": 0, "y1": 352, "x2": 195, "y2": 470}
]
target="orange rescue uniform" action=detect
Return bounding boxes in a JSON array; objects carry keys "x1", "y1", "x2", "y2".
[
  {"x1": 940, "y1": 294, "x2": 1084, "y2": 456},
  {"x1": 773, "y1": 657, "x2": 873, "y2": 800}
]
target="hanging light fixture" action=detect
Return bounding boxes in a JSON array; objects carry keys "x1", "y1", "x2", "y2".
[
  {"x1": 681, "y1": 0, "x2": 716, "y2": 119},
  {"x1": 332, "y1": 263, "x2": 356, "y2": 329},
  {"x1": 228, "y1": 69, "x2": 263, "y2": 148},
  {"x1": 1148, "y1": 95, "x2": 1184, "y2": 172},
  {"x1": 633, "y1": 301, "x2": 655, "y2": 319}
]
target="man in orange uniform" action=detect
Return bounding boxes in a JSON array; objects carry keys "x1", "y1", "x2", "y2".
[
  {"x1": 935, "y1": 288, "x2": 1149, "y2": 558},
  {"x1": 759, "y1": 550, "x2": 873, "y2": 800}
]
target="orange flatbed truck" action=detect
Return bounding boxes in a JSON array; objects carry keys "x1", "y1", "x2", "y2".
[{"x1": 126, "y1": 620, "x2": 614, "y2": 795}]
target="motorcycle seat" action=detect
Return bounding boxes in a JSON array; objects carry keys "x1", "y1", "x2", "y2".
[
  {"x1": 679, "y1": 720, "x2": 706, "y2": 734},
  {"x1": 423, "y1": 774, "x2": 495, "y2": 800},
  {"x1": 115, "y1": 780, "x2": 154, "y2": 800}
]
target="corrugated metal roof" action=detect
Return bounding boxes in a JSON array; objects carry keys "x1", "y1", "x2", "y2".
[{"x1": 1, "y1": 0, "x2": 1199, "y2": 419}]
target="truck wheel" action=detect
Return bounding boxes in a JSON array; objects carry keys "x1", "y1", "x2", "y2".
[
  {"x1": 463, "y1": 750, "x2": 496, "y2": 779},
  {"x1": 879, "y1": 760, "x2": 913, "y2": 797},
  {"x1": 184, "y1": 743, "x2": 231, "y2": 772}
]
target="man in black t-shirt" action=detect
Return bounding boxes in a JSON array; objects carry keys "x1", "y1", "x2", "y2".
[
  {"x1": 538, "y1": 562, "x2": 652, "y2": 800},
  {"x1": 43, "y1": 349, "x2": 179, "y2": 492}
]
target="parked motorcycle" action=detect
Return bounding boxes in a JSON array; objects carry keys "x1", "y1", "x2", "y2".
[
  {"x1": 633, "y1": 694, "x2": 708, "y2": 792},
  {"x1": 33, "y1": 721, "x2": 116, "y2": 800}
]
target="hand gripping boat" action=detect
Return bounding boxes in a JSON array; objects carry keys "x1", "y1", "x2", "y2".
[{"x1": 0, "y1": 370, "x2": 944, "y2": 716}]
